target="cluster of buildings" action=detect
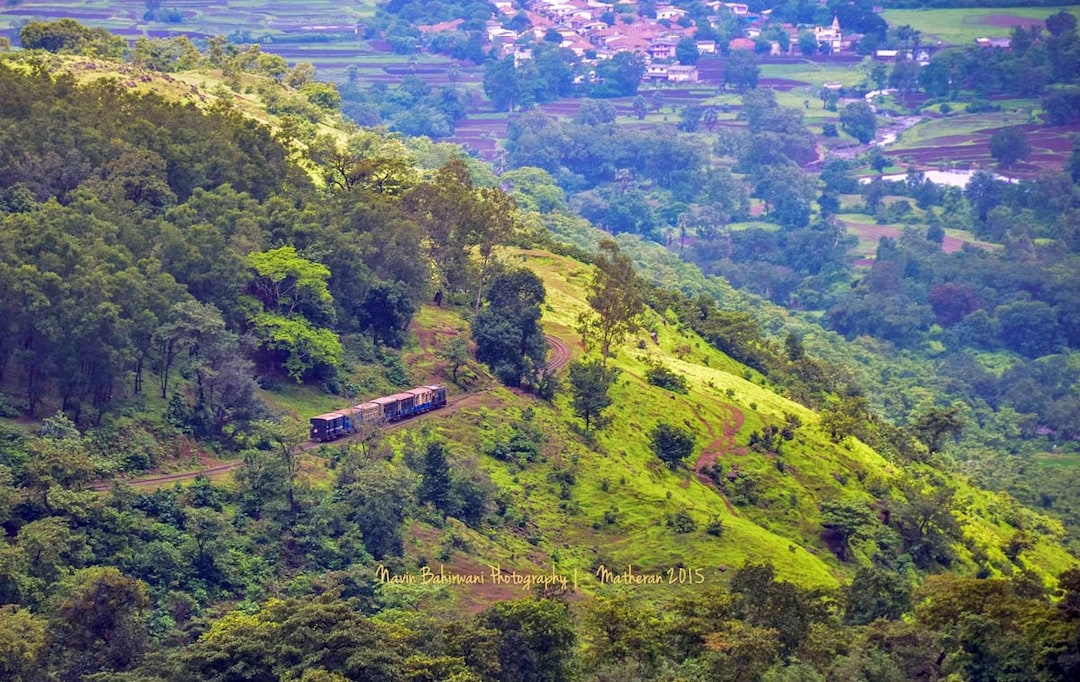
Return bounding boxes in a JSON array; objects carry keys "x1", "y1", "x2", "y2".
[{"x1": 418, "y1": 1, "x2": 861, "y2": 84}]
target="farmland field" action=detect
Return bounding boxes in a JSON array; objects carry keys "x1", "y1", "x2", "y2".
[
  {"x1": 1, "y1": 0, "x2": 383, "y2": 80},
  {"x1": 881, "y1": 6, "x2": 1080, "y2": 46}
]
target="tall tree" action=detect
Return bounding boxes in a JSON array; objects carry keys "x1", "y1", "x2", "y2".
[
  {"x1": 47, "y1": 567, "x2": 150, "y2": 679},
  {"x1": 245, "y1": 247, "x2": 342, "y2": 381},
  {"x1": 839, "y1": 101, "x2": 877, "y2": 144},
  {"x1": 820, "y1": 498, "x2": 875, "y2": 561},
  {"x1": 419, "y1": 440, "x2": 452, "y2": 512},
  {"x1": 568, "y1": 358, "x2": 618, "y2": 433},
  {"x1": 724, "y1": 49, "x2": 759, "y2": 92},
  {"x1": 577, "y1": 239, "x2": 644, "y2": 367},
  {"x1": 910, "y1": 406, "x2": 965, "y2": 456},
  {"x1": 471, "y1": 268, "x2": 547, "y2": 386}
]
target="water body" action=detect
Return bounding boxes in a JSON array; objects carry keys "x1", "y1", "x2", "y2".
[{"x1": 859, "y1": 169, "x2": 1018, "y2": 187}]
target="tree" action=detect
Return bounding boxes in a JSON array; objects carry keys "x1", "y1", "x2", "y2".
[
  {"x1": 676, "y1": 37, "x2": 700, "y2": 65},
  {"x1": 632, "y1": 94, "x2": 648, "y2": 120},
  {"x1": 818, "y1": 395, "x2": 869, "y2": 443},
  {"x1": 844, "y1": 567, "x2": 911, "y2": 625},
  {"x1": 592, "y1": 51, "x2": 646, "y2": 97},
  {"x1": 724, "y1": 49, "x2": 759, "y2": 92},
  {"x1": 419, "y1": 440, "x2": 452, "y2": 512},
  {"x1": 650, "y1": 422, "x2": 696, "y2": 469},
  {"x1": 483, "y1": 55, "x2": 519, "y2": 112},
  {"x1": 357, "y1": 281, "x2": 415, "y2": 348},
  {"x1": 890, "y1": 473, "x2": 963, "y2": 569},
  {"x1": 910, "y1": 406, "x2": 965, "y2": 456},
  {"x1": 679, "y1": 104, "x2": 704, "y2": 132},
  {"x1": 478, "y1": 599, "x2": 577, "y2": 682},
  {"x1": 48, "y1": 566, "x2": 150, "y2": 679},
  {"x1": 337, "y1": 459, "x2": 416, "y2": 560},
  {"x1": 246, "y1": 247, "x2": 341, "y2": 381},
  {"x1": 997, "y1": 299, "x2": 1060, "y2": 358},
  {"x1": 472, "y1": 268, "x2": 547, "y2": 386},
  {"x1": 577, "y1": 239, "x2": 644, "y2": 367},
  {"x1": 840, "y1": 101, "x2": 877, "y2": 144},
  {"x1": 820, "y1": 498, "x2": 875, "y2": 561},
  {"x1": 568, "y1": 358, "x2": 618, "y2": 433},
  {"x1": 702, "y1": 107, "x2": 719, "y2": 132},
  {"x1": 20, "y1": 18, "x2": 93, "y2": 52},
  {"x1": 574, "y1": 99, "x2": 617, "y2": 126},
  {"x1": 798, "y1": 30, "x2": 818, "y2": 56},
  {"x1": 1046, "y1": 9, "x2": 1078, "y2": 37},
  {"x1": 989, "y1": 127, "x2": 1031, "y2": 167},
  {"x1": 439, "y1": 334, "x2": 470, "y2": 384},
  {"x1": 0, "y1": 605, "x2": 47, "y2": 681}
]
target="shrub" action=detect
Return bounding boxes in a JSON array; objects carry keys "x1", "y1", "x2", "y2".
[
  {"x1": 669, "y1": 510, "x2": 698, "y2": 533},
  {"x1": 646, "y1": 365, "x2": 688, "y2": 393}
]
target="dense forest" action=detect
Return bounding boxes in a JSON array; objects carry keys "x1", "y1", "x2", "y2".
[{"x1": 1, "y1": 16, "x2": 1080, "y2": 682}]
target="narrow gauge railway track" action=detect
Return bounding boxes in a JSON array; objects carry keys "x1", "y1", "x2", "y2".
[{"x1": 92, "y1": 335, "x2": 571, "y2": 490}]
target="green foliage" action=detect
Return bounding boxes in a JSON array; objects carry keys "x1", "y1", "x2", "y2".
[
  {"x1": 19, "y1": 19, "x2": 124, "y2": 57},
  {"x1": 650, "y1": 422, "x2": 696, "y2": 470},
  {"x1": 646, "y1": 364, "x2": 689, "y2": 393},
  {"x1": 577, "y1": 239, "x2": 644, "y2": 366},
  {"x1": 820, "y1": 498, "x2": 876, "y2": 561},
  {"x1": 471, "y1": 268, "x2": 547, "y2": 386},
  {"x1": 989, "y1": 127, "x2": 1031, "y2": 166},
  {"x1": 249, "y1": 313, "x2": 343, "y2": 382},
  {"x1": 357, "y1": 281, "x2": 416, "y2": 348},
  {"x1": 725, "y1": 49, "x2": 759, "y2": 92},
  {"x1": 839, "y1": 101, "x2": 877, "y2": 144},
  {"x1": 477, "y1": 599, "x2": 576, "y2": 682},
  {"x1": 419, "y1": 440, "x2": 452, "y2": 512},
  {"x1": 567, "y1": 357, "x2": 618, "y2": 433}
]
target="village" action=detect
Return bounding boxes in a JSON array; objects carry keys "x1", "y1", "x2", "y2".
[{"x1": 418, "y1": 1, "x2": 878, "y2": 85}]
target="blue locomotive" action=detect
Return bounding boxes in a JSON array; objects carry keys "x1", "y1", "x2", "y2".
[{"x1": 309, "y1": 385, "x2": 447, "y2": 442}]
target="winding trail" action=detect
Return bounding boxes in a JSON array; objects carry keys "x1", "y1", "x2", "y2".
[
  {"x1": 689, "y1": 402, "x2": 746, "y2": 516},
  {"x1": 92, "y1": 335, "x2": 572, "y2": 490}
]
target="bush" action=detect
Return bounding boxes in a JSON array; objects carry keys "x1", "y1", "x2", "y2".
[
  {"x1": 646, "y1": 365, "x2": 688, "y2": 393},
  {"x1": 650, "y1": 422, "x2": 696, "y2": 469},
  {"x1": 706, "y1": 515, "x2": 724, "y2": 537},
  {"x1": 965, "y1": 99, "x2": 999, "y2": 113},
  {"x1": 669, "y1": 510, "x2": 698, "y2": 533}
]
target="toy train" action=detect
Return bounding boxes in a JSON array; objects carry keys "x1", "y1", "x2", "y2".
[{"x1": 309, "y1": 384, "x2": 447, "y2": 443}]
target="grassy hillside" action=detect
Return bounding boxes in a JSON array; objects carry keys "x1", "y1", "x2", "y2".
[{"x1": 277, "y1": 245, "x2": 1076, "y2": 601}]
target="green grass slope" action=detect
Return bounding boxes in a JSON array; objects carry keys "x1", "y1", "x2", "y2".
[{"x1": 356, "y1": 247, "x2": 1076, "y2": 599}]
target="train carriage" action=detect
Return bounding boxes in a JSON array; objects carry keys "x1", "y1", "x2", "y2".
[
  {"x1": 372, "y1": 395, "x2": 403, "y2": 422},
  {"x1": 354, "y1": 401, "x2": 383, "y2": 425},
  {"x1": 407, "y1": 386, "x2": 434, "y2": 413},
  {"x1": 310, "y1": 412, "x2": 347, "y2": 442},
  {"x1": 428, "y1": 385, "x2": 447, "y2": 408},
  {"x1": 391, "y1": 392, "x2": 417, "y2": 418}
]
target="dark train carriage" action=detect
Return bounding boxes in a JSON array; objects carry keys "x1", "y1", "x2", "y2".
[
  {"x1": 372, "y1": 395, "x2": 403, "y2": 422},
  {"x1": 310, "y1": 412, "x2": 347, "y2": 442},
  {"x1": 428, "y1": 385, "x2": 447, "y2": 408}
]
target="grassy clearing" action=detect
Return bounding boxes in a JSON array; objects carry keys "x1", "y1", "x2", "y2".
[
  {"x1": 890, "y1": 111, "x2": 1021, "y2": 150},
  {"x1": 1032, "y1": 452, "x2": 1080, "y2": 470},
  {"x1": 882, "y1": 7, "x2": 1080, "y2": 45}
]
